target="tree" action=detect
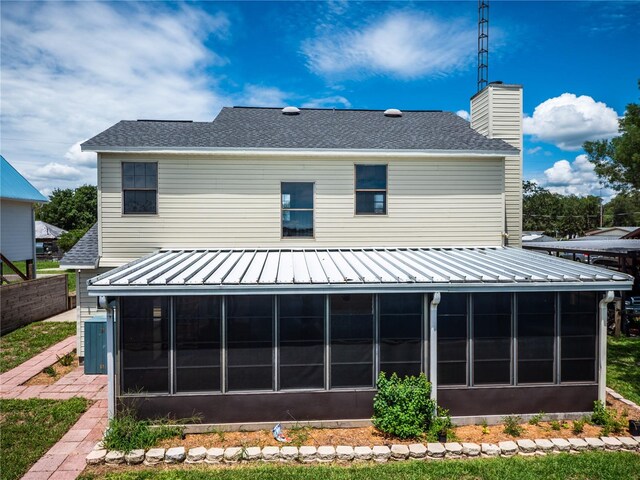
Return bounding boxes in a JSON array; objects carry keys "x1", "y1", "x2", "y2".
[
  {"x1": 35, "y1": 185, "x2": 97, "y2": 231},
  {"x1": 522, "y1": 181, "x2": 601, "y2": 238},
  {"x1": 603, "y1": 191, "x2": 640, "y2": 226},
  {"x1": 583, "y1": 80, "x2": 640, "y2": 192}
]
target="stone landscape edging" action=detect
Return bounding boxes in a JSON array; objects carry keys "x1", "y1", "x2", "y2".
[{"x1": 87, "y1": 435, "x2": 640, "y2": 466}]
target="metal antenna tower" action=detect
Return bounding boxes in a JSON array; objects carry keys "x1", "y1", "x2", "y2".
[{"x1": 477, "y1": 0, "x2": 489, "y2": 91}]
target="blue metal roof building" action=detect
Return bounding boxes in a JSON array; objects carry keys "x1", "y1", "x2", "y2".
[{"x1": 0, "y1": 155, "x2": 48, "y2": 203}]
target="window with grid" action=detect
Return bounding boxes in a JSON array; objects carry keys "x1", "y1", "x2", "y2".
[
  {"x1": 122, "y1": 162, "x2": 157, "y2": 214},
  {"x1": 281, "y1": 182, "x2": 314, "y2": 237},
  {"x1": 560, "y1": 292, "x2": 597, "y2": 383},
  {"x1": 355, "y1": 165, "x2": 387, "y2": 214}
]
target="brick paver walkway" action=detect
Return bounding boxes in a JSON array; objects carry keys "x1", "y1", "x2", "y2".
[{"x1": 0, "y1": 335, "x2": 108, "y2": 479}]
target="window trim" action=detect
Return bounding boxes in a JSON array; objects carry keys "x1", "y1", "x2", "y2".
[
  {"x1": 121, "y1": 161, "x2": 159, "y2": 216},
  {"x1": 280, "y1": 181, "x2": 315, "y2": 239},
  {"x1": 354, "y1": 164, "x2": 388, "y2": 216}
]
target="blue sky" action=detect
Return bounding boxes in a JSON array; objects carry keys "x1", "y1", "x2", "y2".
[{"x1": 1, "y1": 1, "x2": 638, "y2": 199}]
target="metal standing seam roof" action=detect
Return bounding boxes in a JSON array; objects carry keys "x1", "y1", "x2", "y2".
[
  {"x1": 81, "y1": 108, "x2": 519, "y2": 154},
  {"x1": 523, "y1": 240, "x2": 640, "y2": 255},
  {"x1": 59, "y1": 224, "x2": 99, "y2": 269},
  {"x1": 0, "y1": 155, "x2": 48, "y2": 203},
  {"x1": 87, "y1": 247, "x2": 633, "y2": 296}
]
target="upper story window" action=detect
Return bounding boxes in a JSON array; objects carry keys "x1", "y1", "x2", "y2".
[
  {"x1": 281, "y1": 182, "x2": 314, "y2": 237},
  {"x1": 355, "y1": 165, "x2": 387, "y2": 215},
  {"x1": 122, "y1": 162, "x2": 157, "y2": 214}
]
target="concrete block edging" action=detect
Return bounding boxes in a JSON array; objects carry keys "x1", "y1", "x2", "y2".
[{"x1": 89, "y1": 435, "x2": 639, "y2": 466}]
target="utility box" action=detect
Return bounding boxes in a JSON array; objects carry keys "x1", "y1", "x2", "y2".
[{"x1": 84, "y1": 313, "x2": 107, "y2": 375}]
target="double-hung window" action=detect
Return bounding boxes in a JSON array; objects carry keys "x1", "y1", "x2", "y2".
[
  {"x1": 281, "y1": 182, "x2": 314, "y2": 237},
  {"x1": 355, "y1": 165, "x2": 387, "y2": 214},
  {"x1": 122, "y1": 162, "x2": 157, "y2": 214}
]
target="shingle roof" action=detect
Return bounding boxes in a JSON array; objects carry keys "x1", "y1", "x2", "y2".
[
  {"x1": 35, "y1": 221, "x2": 67, "y2": 240},
  {"x1": 0, "y1": 155, "x2": 48, "y2": 203},
  {"x1": 82, "y1": 108, "x2": 519, "y2": 153},
  {"x1": 60, "y1": 224, "x2": 99, "y2": 269}
]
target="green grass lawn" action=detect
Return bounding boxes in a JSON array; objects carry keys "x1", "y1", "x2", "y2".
[
  {"x1": 3, "y1": 259, "x2": 77, "y2": 292},
  {"x1": 607, "y1": 335, "x2": 640, "y2": 405},
  {"x1": 78, "y1": 452, "x2": 640, "y2": 480},
  {"x1": 1, "y1": 398, "x2": 89, "y2": 480},
  {"x1": 0, "y1": 321, "x2": 76, "y2": 374}
]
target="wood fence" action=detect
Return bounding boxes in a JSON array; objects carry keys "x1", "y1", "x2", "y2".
[{"x1": 0, "y1": 275, "x2": 69, "y2": 335}]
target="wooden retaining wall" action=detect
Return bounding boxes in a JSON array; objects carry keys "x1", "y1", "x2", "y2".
[{"x1": 0, "y1": 275, "x2": 69, "y2": 335}]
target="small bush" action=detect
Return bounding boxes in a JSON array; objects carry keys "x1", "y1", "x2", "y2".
[
  {"x1": 102, "y1": 411, "x2": 182, "y2": 453},
  {"x1": 427, "y1": 407, "x2": 454, "y2": 441},
  {"x1": 591, "y1": 401, "x2": 609, "y2": 426},
  {"x1": 550, "y1": 420, "x2": 562, "y2": 431},
  {"x1": 591, "y1": 401, "x2": 627, "y2": 435},
  {"x1": 42, "y1": 366, "x2": 56, "y2": 378},
  {"x1": 502, "y1": 415, "x2": 524, "y2": 437},
  {"x1": 57, "y1": 352, "x2": 74, "y2": 367},
  {"x1": 528, "y1": 411, "x2": 545, "y2": 426},
  {"x1": 572, "y1": 418, "x2": 586, "y2": 435},
  {"x1": 372, "y1": 372, "x2": 435, "y2": 439}
]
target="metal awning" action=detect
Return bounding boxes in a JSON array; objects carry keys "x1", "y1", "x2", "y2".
[{"x1": 87, "y1": 247, "x2": 633, "y2": 296}]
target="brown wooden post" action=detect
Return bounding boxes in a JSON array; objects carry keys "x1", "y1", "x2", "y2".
[{"x1": 614, "y1": 298, "x2": 622, "y2": 337}]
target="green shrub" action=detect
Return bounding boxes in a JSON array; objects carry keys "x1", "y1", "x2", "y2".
[
  {"x1": 102, "y1": 410, "x2": 182, "y2": 453},
  {"x1": 502, "y1": 415, "x2": 524, "y2": 437},
  {"x1": 591, "y1": 401, "x2": 610, "y2": 426},
  {"x1": 42, "y1": 366, "x2": 56, "y2": 378},
  {"x1": 550, "y1": 420, "x2": 562, "y2": 431},
  {"x1": 591, "y1": 401, "x2": 627, "y2": 435},
  {"x1": 528, "y1": 411, "x2": 545, "y2": 426},
  {"x1": 57, "y1": 352, "x2": 74, "y2": 367},
  {"x1": 372, "y1": 372, "x2": 435, "y2": 439},
  {"x1": 427, "y1": 407, "x2": 454, "y2": 441},
  {"x1": 572, "y1": 418, "x2": 586, "y2": 435}
]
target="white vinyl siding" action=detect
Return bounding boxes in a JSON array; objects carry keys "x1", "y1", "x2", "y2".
[
  {"x1": 471, "y1": 84, "x2": 522, "y2": 247},
  {"x1": 76, "y1": 267, "x2": 111, "y2": 357},
  {"x1": 0, "y1": 199, "x2": 35, "y2": 262},
  {"x1": 98, "y1": 153, "x2": 506, "y2": 266}
]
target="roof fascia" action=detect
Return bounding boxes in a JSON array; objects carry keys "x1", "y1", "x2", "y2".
[
  {"x1": 82, "y1": 147, "x2": 517, "y2": 158},
  {"x1": 87, "y1": 280, "x2": 633, "y2": 297}
]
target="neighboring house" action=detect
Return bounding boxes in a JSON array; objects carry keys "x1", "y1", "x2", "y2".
[
  {"x1": 522, "y1": 231, "x2": 556, "y2": 243},
  {"x1": 35, "y1": 220, "x2": 67, "y2": 258},
  {"x1": 60, "y1": 224, "x2": 108, "y2": 359},
  {"x1": 0, "y1": 155, "x2": 48, "y2": 280},
  {"x1": 622, "y1": 227, "x2": 640, "y2": 239},
  {"x1": 73, "y1": 83, "x2": 633, "y2": 425},
  {"x1": 580, "y1": 226, "x2": 640, "y2": 241}
]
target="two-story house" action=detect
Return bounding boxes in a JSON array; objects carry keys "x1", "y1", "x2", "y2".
[{"x1": 62, "y1": 83, "x2": 632, "y2": 427}]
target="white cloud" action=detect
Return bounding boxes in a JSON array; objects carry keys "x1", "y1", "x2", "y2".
[
  {"x1": 28, "y1": 162, "x2": 84, "y2": 182},
  {"x1": 456, "y1": 110, "x2": 470, "y2": 121},
  {"x1": 302, "y1": 96, "x2": 352, "y2": 109},
  {"x1": 237, "y1": 85, "x2": 290, "y2": 107},
  {"x1": 526, "y1": 146, "x2": 542, "y2": 155},
  {"x1": 538, "y1": 154, "x2": 613, "y2": 198},
  {"x1": 523, "y1": 93, "x2": 619, "y2": 150},
  {"x1": 1, "y1": 2, "x2": 231, "y2": 190},
  {"x1": 64, "y1": 142, "x2": 97, "y2": 168},
  {"x1": 301, "y1": 11, "x2": 475, "y2": 79}
]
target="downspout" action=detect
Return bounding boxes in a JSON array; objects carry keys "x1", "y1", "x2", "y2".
[
  {"x1": 598, "y1": 291, "x2": 614, "y2": 403},
  {"x1": 429, "y1": 292, "x2": 441, "y2": 408}
]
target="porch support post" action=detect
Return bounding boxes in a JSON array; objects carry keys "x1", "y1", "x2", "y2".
[
  {"x1": 106, "y1": 303, "x2": 116, "y2": 419},
  {"x1": 429, "y1": 292, "x2": 441, "y2": 407},
  {"x1": 598, "y1": 291, "x2": 614, "y2": 403}
]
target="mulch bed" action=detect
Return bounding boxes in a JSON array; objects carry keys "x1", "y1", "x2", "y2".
[
  {"x1": 23, "y1": 351, "x2": 79, "y2": 386},
  {"x1": 156, "y1": 392, "x2": 638, "y2": 450}
]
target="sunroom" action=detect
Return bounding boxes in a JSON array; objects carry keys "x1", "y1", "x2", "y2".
[{"x1": 87, "y1": 247, "x2": 633, "y2": 427}]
